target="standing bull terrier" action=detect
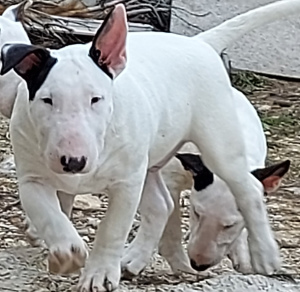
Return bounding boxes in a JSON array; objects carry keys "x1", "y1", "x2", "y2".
[{"x1": 1, "y1": 0, "x2": 299, "y2": 291}]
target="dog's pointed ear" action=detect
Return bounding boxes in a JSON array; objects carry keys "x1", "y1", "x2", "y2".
[
  {"x1": 1, "y1": 43, "x2": 57, "y2": 100},
  {"x1": 251, "y1": 160, "x2": 290, "y2": 194},
  {"x1": 89, "y1": 4, "x2": 128, "y2": 79},
  {"x1": 2, "y1": 3, "x2": 21, "y2": 21},
  {"x1": 1, "y1": 43, "x2": 48, "y2": 76}
]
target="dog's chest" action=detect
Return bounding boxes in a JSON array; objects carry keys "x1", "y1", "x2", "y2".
[{"x1": 52, "y1": 171, "x2": 112, "y2": 195}]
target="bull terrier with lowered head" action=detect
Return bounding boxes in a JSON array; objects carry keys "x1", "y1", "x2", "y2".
[
  {"x1": 1, "y1": 0, "x2": 298, "y2": 291},
  {"x1": 122, "y1": 86, "x2": 290, "y2": 276}
]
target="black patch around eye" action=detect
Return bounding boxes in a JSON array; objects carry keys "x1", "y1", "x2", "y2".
[
  {"x1": 42, "y1": 98, "x2": 53, "y2": 106},
  {"x1": 192, "y1": 170, "x2": 214, "y2": 191}
]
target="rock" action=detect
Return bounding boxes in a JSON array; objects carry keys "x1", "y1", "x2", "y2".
[{"x1": 74, "y1": 194, "x2": 101, "y2": 210}]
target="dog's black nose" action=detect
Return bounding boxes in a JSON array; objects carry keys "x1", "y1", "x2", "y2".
[
  {"x1": 190, "y1": 259, "x2": 211, "y2": 271},
  {"x1": 61, "y1": 156, "x2": 86, "y2": 173}
]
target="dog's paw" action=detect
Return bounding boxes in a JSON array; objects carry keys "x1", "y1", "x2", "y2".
[
  {"x1": 229, "y1": 251, "x2": 252, "y2": 274},
  {"x1": 121, "y1": 244, "x2": 152, "y2": 277},
  {"x1": 248, "y1": 234, "x2": 280, "y2": 275},
  {"x1": 233, "y1": 263, "x2": 253, "y2": 274},
  {"x1": 77, "y1": 259, "x2": 120, "y2": 292},
  {"x1": 166, "y1": 254, "x2": 198, "y2": 275},
  {"x1": 48, "y1": 239, "x2": 88, "y2": 274},
  {"x1": 159, "y1": 243, "x2": 197, "y2": 275}
]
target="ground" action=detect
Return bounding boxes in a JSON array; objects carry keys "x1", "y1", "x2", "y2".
[
  {"x1": 0, "y1": 72, "x2": 300, "y2": 291},
  {"x1": 171, "y1": 0, "x2": 300, "y2": 77}
]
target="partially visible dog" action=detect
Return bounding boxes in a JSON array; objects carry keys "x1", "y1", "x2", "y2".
[
  {"x1": 161, "y1": 149, "x2": 289, "y2": 274},
  {"x1": 0, "y1": 4, "x2": 30, "y2": 118}
]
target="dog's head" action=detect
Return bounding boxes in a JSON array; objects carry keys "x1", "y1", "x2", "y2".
[
  {"x1": 176, "y1": 153, "x2": 290, "y2": 272},
  {"x1": 0, "y1": 4, "x2": 128, "y2": 174}
]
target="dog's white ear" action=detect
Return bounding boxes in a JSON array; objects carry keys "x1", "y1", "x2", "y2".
[
  {"x1": 251, "y1": 160, "x2": 290, "y2": 193},
  {"x1": 0, "y1": 43, "x2": 57, "y2": 100},
  {"x1": 89, "y1": 4, "x2": 128, "y2": 79},
  {"x1": 2, "y1": 3, "x2": 23, "y2": 21}
]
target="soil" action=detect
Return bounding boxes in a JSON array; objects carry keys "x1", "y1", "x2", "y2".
[{"x1": 0, "y1": 73, "x2": 300, "y2": 291}]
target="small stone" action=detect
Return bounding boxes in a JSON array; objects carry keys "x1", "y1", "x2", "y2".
[{"x1": 74, "y1": 194, "x2": 101, "y2": 210}]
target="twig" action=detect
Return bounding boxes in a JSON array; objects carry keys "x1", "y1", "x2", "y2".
[
  {"x1": 172, "y1": 10, "x2": 204, "y2": 32},
  {"x1": 172, "y1": 6, "x2": 211, "y2": 18},
  {"x1": 3, "y1": 199, "x2": 20, "y2": 211},
  {"x1": 159, "y1": 3, "x2": 211, "y2": 18}
]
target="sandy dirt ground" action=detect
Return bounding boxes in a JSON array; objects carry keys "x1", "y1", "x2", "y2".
[{"x1": 0, "y1": 73, "x2": 300, "y2": 291}]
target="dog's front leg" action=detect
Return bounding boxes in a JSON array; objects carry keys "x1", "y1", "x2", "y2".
[
  {"x1": 25, "y1": 190, "x2": 75, "y2": 247},
  {"x1": 78, "y1": 164, "x2": 148, "y2": 292},
  {"x1": 121, "y1": 171, "x2": 174, "y2": 276},
  {"x1": 228, "y1": 228, "x2": 252, "y2": 274},
  {"x1": 19, "y1": 181, "x2": 88, "y2": 274}
]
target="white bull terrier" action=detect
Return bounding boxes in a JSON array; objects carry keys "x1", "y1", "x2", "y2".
[
  {"x1": 158, "y1": 140, "x2": 289, "y2": 275},
  {"x1": 0, "y1": 1, "x2": 299, "y2": 291},
  {"x1": 0, "y1": 0, "x2": 291, "y2": 277},
  {"x1": 122, "y1": 85, "x2": 290, "y2": 276},
  {"x1": 0, "y1": 4, "x2": 30, "y2": 118}
]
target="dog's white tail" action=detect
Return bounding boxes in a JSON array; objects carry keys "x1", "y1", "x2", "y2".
[{"x1": 197, "y1": 0, "x2": 300, "y2": 54}]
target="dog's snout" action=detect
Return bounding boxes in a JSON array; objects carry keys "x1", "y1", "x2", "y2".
[
  {"x1": 190, "y1": 259, "x2": 211, "y2": 272},
  {"x1": 60, "y1": 155, "x2": 87, "y2": 173}
]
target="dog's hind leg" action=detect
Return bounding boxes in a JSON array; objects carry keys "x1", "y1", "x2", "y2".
[
  {"x1": 121, "y1": 171, "x2": 174, "y2": 276},
  {"x1": 190, "y1": 103, "x2": 279, "y2": 275}
]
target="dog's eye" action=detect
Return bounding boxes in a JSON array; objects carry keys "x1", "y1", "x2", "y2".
[
  {"x1": 41, "y1": 98, "x2": 53, "y2": 106},
  {"x1": 91, "y1": 96, "x2": 103, "y2": 105},
  {"x1": 223, "y1": 223, "x2": 235, "y2": 229}
]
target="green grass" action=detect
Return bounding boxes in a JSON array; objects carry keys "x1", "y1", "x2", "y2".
[{"x1": 231, "y1": 70, "x2": 269, "y2": 94}]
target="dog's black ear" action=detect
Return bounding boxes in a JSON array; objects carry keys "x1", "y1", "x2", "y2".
[
  {"x1": 175, "y1": 153, "x2": 214, "y2": 191},
  {"x1": 89, "y1": 4, "x2": 128, "y2": 79},
  {"x1": 1, "y1": 43, "x2": 57, "y2": 100},
  {"x1": 176, "y1": 153, "x2": 206, "y2": 176},
  {"x1": 251, "y1": 160, "x2": 290, "y2": 194}
]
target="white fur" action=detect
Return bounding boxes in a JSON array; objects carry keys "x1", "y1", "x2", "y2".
[
  {"x1": 6, "y1": 1, "x2": 299, "y2": 291},
  {"x1": 123, "y1": 88, "x2": 264, "y2": 276},
  {"x1": 0, "y1": 4, "x2": 30, "y2": 118}
]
